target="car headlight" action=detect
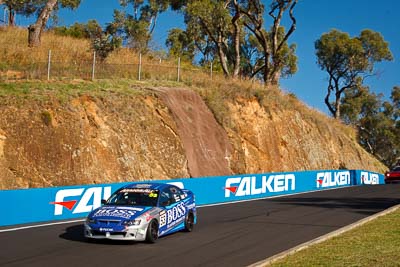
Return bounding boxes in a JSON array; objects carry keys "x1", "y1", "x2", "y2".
[
  {"x1": 86, "y1": 217, "x2": 97, "y2": 224},
  {"x1": 122, "y1": 219, "x2": 141, "y2": 226}
]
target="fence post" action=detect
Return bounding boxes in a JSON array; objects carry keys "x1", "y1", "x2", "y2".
[
  {"x1": 91, "y1": 51, "x2": 96, "y2": 81},
  {"x1": 210, "y1": 62, "x2": 213, "y2": 80},
  {"x1": 47, "y1": 50, "x2": 51, "y2": 81},
  {"x1": 138, "y1": 53, "x2": 142, "y2": 81},
  {"x1": 177, "y1": 57, "x2": 181, "y2": 82}
]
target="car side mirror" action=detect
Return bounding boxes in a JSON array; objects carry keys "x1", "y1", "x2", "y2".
[{"x1": 101, "y1": 199, "x2": 107, "y2": 205}]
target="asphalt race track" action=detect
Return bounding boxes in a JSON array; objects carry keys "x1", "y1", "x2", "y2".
[{"x1": 1, "y1": 185, "x2": 400, "y2": 267}]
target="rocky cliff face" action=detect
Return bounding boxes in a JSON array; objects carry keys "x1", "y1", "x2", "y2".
[
  {"x1": 0, "y1": 84, "x2": 386, "y2": 189},
  {"x1": 224, "y1": 97, "x2": 383, "y2": 174}
]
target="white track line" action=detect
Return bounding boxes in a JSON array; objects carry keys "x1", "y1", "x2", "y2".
[{"x1": 0, "y1": 219, "x2": 85, "y2": 233}]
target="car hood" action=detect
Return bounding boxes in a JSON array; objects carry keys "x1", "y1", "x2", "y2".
[{"x1": 89, "y1": 206, "x2": 153, "y2": 221}]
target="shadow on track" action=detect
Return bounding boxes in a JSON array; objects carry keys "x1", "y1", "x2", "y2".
[{"x1": 59, "y1": 224, "x2": 139, "y2": 246}]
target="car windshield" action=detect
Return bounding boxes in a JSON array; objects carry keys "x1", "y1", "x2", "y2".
[{"x1": 105, "y1": 188, "x2": 159, "y2": 207}]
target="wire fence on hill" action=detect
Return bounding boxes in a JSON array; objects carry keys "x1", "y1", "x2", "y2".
[{"x1": 0, "y1": 50, "x2": 216, "y2": 83}]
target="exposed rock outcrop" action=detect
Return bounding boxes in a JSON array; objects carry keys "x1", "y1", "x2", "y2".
[{"x1": 0, "y1": 85, "x2": 386, "y2": 189}]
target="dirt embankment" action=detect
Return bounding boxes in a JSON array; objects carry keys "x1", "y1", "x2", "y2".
[
  {"x1": 154, "y1": 87, "x2": 232, "y2": 177},
  {"x1": 0, "y1": 85, "x2": 386, "y2": 189}
]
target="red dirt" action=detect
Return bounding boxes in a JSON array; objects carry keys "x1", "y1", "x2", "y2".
[{"x1": 154, "y1": 87, "x2": 233, "y2": 177}]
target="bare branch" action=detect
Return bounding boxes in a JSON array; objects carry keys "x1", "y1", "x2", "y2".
[{"x1": 277, "y1": 0, "x2": 297, "y2": 52}]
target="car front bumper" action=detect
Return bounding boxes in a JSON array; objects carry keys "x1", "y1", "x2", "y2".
[
  {"x1": 84, "y1": 223, "x2": 148, "y2": 241},
  {"x1": 385, "y1": 178, "x2": 400, "y2": 183}
]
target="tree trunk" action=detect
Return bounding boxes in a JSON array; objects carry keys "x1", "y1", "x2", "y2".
[
  {"x1": 28, "y1": 0, "x2": 58, "y2": 47},
  {"x1": 270, "y1": 70, "x2": 281, "y2": 85},
  {"x1": 263, "y1": 52, "x2": 271, "y2": 85},
  {"x1": 325, "y1": 90, "x2": 336, "y2": 118},
  {"x1": 8, "y1": 9, "x2": 15, "y2": 26},
  {"x1": 231, "y1": 2, "x2": 241, "y2": 78},
  {"x1": 217, "y1": 34, "x2": 230, "y2": 77},
  {"x1": 334, "y1": 90, "x2": 341, "y2": 119}
]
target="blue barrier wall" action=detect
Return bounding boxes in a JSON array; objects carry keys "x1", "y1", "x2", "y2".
[{"x1": 0, "y1": 170, "x2": 384, "y2": 227}]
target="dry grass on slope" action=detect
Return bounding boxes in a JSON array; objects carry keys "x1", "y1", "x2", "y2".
[
  {"x1": 0, "y1": 26, "x2": 209, "y2": 81},
  {"x1": 0, "y1": 26, "x2": 92, "y2": 66},
  {"x1": 0, "y1": 26, "x2": 190, "y2": 69}
]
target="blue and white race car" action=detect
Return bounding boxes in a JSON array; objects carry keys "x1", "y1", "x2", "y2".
[{"x1": 84, "y1": 183, "x2": 197, "y2": 243}]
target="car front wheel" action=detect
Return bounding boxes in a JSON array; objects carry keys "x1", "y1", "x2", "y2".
[{"x1": 146, "y1": 219, "x2": 159, "y2": 243}]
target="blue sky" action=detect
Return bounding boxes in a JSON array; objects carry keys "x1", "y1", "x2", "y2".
[{"x1": 5, "y1": 0, "x2": 400, "y2": 115}]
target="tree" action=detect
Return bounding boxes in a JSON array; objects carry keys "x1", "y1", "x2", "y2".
[
  {"x1": 52, "y1": 20, "x2": 122, "y2": 60},
  {"x1": 108, "y1": 0, "x2": 170, "y2": 53},
  {"x1": 177, "y1": 0, "x2": 297, "y2": 82},
  {"x1": 340, "y1": 86, "x2": 400, "y2": 167},
  {"x1": 185, "y1": 0, "x2": 235, "y2": 76},
  {"x1": 315, "y1": 29, "x2": 393, "y2": 119},
  {"x1": 240, "y1": 33, "x2": 264, "y2": 77},
  {"x1": 2, "y1": 0, "x2": 44, "y2": 26},
  {"x1": 238, "y1": 0, "x2": 298, "y2": 85},
  {"x1": 165, "y1": 28, "x2": 195, "y2": 62},
  {"x1": 28, "y1": 0, "x2": 81, "y2": 47}
]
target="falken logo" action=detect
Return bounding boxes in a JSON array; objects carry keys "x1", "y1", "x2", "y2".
[
  {"x1": 316, "y1": 171, "x2": 350, "y2": 188},
  {"x1": 50, "y1": 187, "x2": 112, "y2": 215},
  {"x1": 225, "y1": 175, "x2": 296, "y2": 197},
  {"x1": 361, "y1": 171, "x2": 379, "y2": 185}
]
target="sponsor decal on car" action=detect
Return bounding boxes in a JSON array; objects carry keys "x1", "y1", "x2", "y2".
[
  {"x1": 50, "y1": 187, "x2": 112, "y2": 216},
  {"x1": 159, "y1": 203, "x2": 186, "y2": 228},
  {"x1": 166, "y1": 203, "x2": 186, "y2": 224},
  {"x1": 99, "y1": 228, "x2": 114, "y2": 232},
  {"x1": 120, "y1": 188, "x2": 157, "y2": 194},
  {"x1": 316, "y1": 171, "x2": 350, "y2": 188},
  {"x1": 159, "y1": 210, "x2": 167, "y2": 227},
  {"x1": 93, "y1": 207, "x2": 144, "y2": 219},
  {"x1": 361, "y1": 171, "x2": 379, "y2": 185},
  {"x1": 224, "y1": 174, "x2": 296, "y2": 197}
]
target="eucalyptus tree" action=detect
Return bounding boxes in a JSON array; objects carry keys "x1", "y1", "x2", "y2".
[
  {"x1": 107, "y1": 0, "x2": 171, "y2": 53},
  {"x1": 177, "y1": 0, "x2": 298, "y2": 83},
  {"x1": 237, "y1": 0, "x2": 298, "y2": 84},
  {"x1": 2, "y1": 0, "x2": 43, "y2": 26},
  {"x1": 165, "y1": 28, "x2": 196, "y2": 62},
  {"x1": 341, "y1": 86, "x2": 400, "y2": 167},
  {"x1": 184, "y1": 0, "x2": 240, "y2": 77},
  {"x1": 28, "y1": 0, "x2": 81, "y2": 47},
  {"x1": 315, "y1": 29, "x2": 393, "y2": 119}
]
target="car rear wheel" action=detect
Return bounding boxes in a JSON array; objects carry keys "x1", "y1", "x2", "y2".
[
  {"x1": 184, "y1": 212, "x2": 194, "y2": 232},
  {"x1": 146, "y1": 219, "x2": 159, "y2": 243}
]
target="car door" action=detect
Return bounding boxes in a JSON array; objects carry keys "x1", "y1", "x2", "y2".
[{"x1": 158, "y1": 185, "x2": 186, "y2": 235}]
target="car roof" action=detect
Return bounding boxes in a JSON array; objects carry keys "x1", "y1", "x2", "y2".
[{"x1": 122, "y1": 183, "x2": 171, "y2": 190}]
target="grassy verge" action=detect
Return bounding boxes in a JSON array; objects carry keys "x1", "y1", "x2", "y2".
[{"x1": 268, "y1": 207, "x2": 400, "y2": 267}]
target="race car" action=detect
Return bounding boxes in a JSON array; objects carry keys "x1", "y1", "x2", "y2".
[
  {"x1": 84, "y1": 183, "x2": 196, "y2": 243},
  {"x1": 385, "y1": 166, "x2": 400, "y2": 184}
]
